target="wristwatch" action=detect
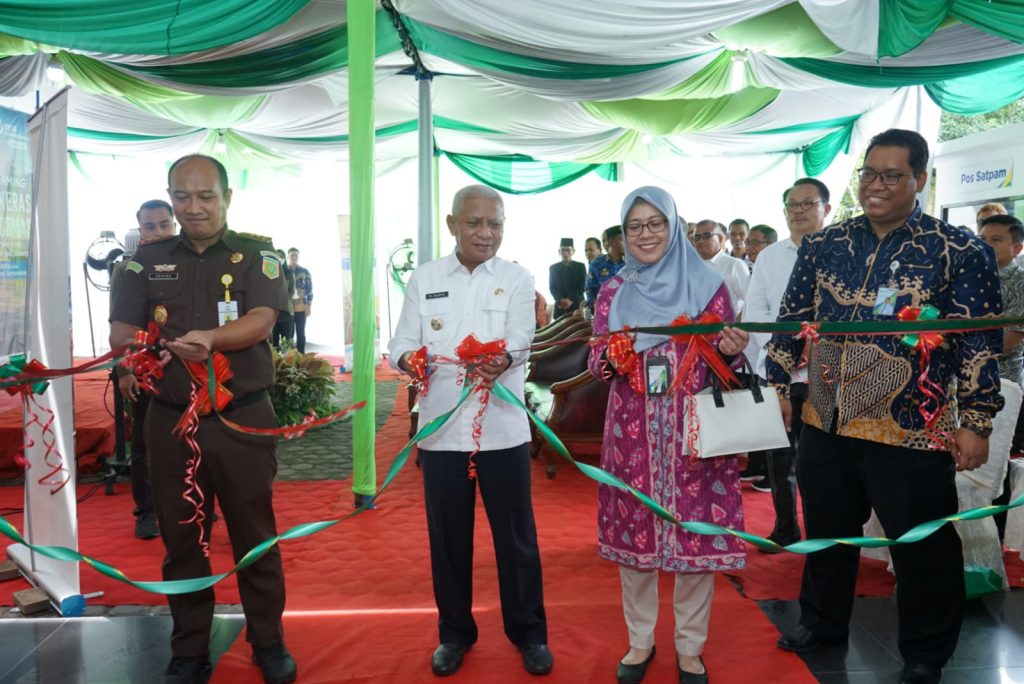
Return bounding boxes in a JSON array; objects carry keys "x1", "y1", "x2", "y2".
[{"x1": 963, "y1": 423, "x2": 993, "y2": 439}]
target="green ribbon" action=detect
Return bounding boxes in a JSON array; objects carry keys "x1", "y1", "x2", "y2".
[
  {"x1": 1, "y1": 341, "x2": 1022, "y2": 593},
  {"x1": 0, "y1": 386, "x2": 471, "y2": 595}
]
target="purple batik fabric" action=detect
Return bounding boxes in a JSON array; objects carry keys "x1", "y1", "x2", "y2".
[{"x1": 588, "y1": 276, "x2": 746, "y2": 573}]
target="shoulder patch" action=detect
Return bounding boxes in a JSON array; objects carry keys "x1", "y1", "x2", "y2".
[
  {"x1": 124, "y1": 260, "x2": 143, "y2": 274},
  {"x1": 236, "y1": 231, "x2": 273, "y2": 243},
  {"x1": 262, "y1": 255, "x2": 280, "y2": 279}
]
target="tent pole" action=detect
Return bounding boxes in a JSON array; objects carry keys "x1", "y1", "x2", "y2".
[
  {"x1": 417, "y1": 74, "x2": 434, "y2": 264},
  {"x1": 348, "y1": 0, "x2": 377, "y2": 505}
]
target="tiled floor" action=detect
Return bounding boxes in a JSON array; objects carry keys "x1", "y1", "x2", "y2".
[
  {"x1": 0, "y1": 613, "x2": 243, "y2": 684},
  {"x1": 760, "y1": 590, "x2": 1024, "y2": 683}
]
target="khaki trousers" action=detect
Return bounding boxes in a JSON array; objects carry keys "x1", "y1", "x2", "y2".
[{"x1": 619, "y1": 566, "x2": 713, "y2": 657}]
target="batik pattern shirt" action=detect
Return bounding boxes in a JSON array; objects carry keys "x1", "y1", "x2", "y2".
[
  {"x1": 766, "y1": 205, "x2": 1004, "y2": 448},
  {"x1": 997, "y1": 261, "x2": 1024, "y2": 383},
  {"x1": 584, "y1": 254, "x2": 625, "y2": 307}
]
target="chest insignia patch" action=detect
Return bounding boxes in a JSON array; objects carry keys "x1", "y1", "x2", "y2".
[
  {"x1": 229, "y1": 252, "x2": 244, "y2": 264},
  {"x1": 153, "y1": 264, "x2": 177, "y2": 272},
  {"x1": 494, "y1": 288, "x2": 504, "y2": 296},
  {"x1": 153, "y1": 305, "x2": 168, "y2": 326},
  {"x1": 431, "y1": 318, "x2": 443, "y2": 331}
]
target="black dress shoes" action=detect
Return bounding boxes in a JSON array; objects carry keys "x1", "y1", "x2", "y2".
[
  {"x1": 518, "y1": 643, "x2": 554, "y2": 675},
  {"x1": 432, "y1": 643, "x2": 469, "y2": 676},
  {"x1": 163, "y1": 655, "x2": 212, "y2": 684},
  {"x1": 252, "y1": 642, "x2": 297, "y2": 684},
  {"x1": 617, "y1": 646, "x2": 655, "y2": 684},
  {"x1": 776, "y1": 624, "x2": 847, "y2": 653},
  {"x1": 900, "y1": 663, "x2": 942, "y2": 684}
]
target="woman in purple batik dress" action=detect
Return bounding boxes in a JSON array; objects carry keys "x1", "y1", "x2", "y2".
[{"x1": 588, "y1": 186, "x2": 748, "y2": 684}]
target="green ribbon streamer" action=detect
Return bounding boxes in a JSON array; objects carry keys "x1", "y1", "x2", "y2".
[{"x1": 0, "y1": 386, "x2": 473, "y2": 595}]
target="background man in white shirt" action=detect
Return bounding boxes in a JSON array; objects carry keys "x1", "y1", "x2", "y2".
[
  {"x1": 744, "y1": 177, "x2": 832, "y2": 549},
  {"x1": 692, "y1": 219, "x2": 750, "y2": 316},
  {"x1": 389, "y1": 185, "x2": 553, "y2": 678}
]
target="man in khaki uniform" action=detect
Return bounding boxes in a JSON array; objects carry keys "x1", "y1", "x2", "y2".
[{"x1": 110, "y1": 155, "x2": 295, "y2": 684}]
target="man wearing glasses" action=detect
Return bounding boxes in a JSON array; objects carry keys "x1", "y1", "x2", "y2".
[
  {"x1": 692, "y1": 219, "x2": 750, "y2": 315},
  {"x1": 766, "y1": 130, "x2": 1003, "y2": 684},
  {"x1": 744, "y1": 179, "x2": 830, "y2": 551},
  {"x1": 743, "y1": 225, "x2": 776, "y2": 265}
]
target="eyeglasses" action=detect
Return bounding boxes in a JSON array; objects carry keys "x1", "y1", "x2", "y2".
[
  {"x1": 689, "y1": 231, "x2": 720, "y2": 242},
  {"x1": 784, "y1": 199, "x2": 823, "y2": 213},
  {"x1": 857, "y1": 167, "x2": 911, "y2": 186},
  {"x1": 744, "y1": 238, "x2": 769, "y2": 247},
  {"x1": 624, "y1": 217, "x2": 669, "y2": 237}
]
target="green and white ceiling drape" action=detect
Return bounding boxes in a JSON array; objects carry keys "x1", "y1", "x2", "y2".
[{"x1": 0, "y1": 0, "x2": 1022, "y2": 188}]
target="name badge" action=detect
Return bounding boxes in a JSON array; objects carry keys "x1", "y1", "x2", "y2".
[
  {"x1": 149, "y1": 272, "x2": 179, "y2": 281},
  {"x1": 645, "y1": 356, "x2": 670, "y2": 396},
  {"x1": 426, "y1": 291, "x2": 449, "y2": 300},
  {"x1": 872, "y1": 287, "x2": 898, "y2": 316},
  {"x1": 218, "y1": 300, "x2": 239, "y2": 326}
]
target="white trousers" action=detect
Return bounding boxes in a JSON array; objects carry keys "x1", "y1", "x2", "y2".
[{"x1": 619, "y1": 566, "x2": 714, "y2": 657}]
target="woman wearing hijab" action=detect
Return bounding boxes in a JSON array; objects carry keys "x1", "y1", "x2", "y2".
[{"x1": 588, "y1": 187, "x2": 748, "y2": 684}]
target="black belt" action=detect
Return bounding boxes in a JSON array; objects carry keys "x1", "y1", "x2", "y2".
[{"x1": 152, "y1": 388, "x2": 268, "y2": 414}]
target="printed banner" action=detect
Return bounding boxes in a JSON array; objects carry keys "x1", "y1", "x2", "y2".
[{"x1": 0, "y1": 106, "x2": 32, "y2": 358}]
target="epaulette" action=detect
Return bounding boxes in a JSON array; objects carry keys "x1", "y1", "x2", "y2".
[
  {"x1": 137, "y1": 234, "x2": 178, "y2": 247},
  {"x1": 234, "y1": 231, "x2": 273, "y2": 243}
]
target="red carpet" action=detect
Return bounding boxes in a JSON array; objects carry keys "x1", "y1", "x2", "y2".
[{"x1": 0, "y1": 365, "x2": 115, "y2": 477}]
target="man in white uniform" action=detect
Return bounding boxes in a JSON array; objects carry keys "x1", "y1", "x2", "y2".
[
  {"x1": 389, "y1": 185, "x2": 553, "y2": 678},
  {"x1": 692, "y1": 219, "x2": 750, "y2": 315},
  {"x1": 744, "y1": 177, "x2": 832, "y2": 549}
]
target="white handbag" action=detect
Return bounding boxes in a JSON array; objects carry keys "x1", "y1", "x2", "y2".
[{"x1": 682, "y1": 372, "x2": 791, "y2": 458}]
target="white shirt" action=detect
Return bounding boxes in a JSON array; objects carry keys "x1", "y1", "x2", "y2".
[
  {"x1": 743, "y1": 238, "x2": 806, "y2": 382},
  {"x1": 705, "y1": 250, "x2": 750, "y2": 316},
  {"x1": 388, "y1": 252, "x2": 535, "y2": 451}
]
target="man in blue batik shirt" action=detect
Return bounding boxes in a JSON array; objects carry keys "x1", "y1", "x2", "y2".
[
  {"x1": 766, "y1": 129, "x2": 1003, "y2": 684},
  {"x1": 584, "y1": 225, "x2": 625, "y2": 311}
]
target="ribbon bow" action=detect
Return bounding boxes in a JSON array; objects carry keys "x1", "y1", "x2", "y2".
[
  {"x1": 898, "y1": 305, "x2": 943, "y2": 352},
  {"x1": 896, "y1": 305, "x2": 948, "y2": 442},
  {"x1": 119, "y1": 323, "x2": 165, "y2": 394},
  {"x1": 668, "y1": 312, "x2": 740, "y2": 396},
  {"x1": 405, "y1": 346, "x2": 433, "y2": 396},
  {"x1": 454, "y1": 335, "x2": 508, "y2": 479},
  {"x1": 0, "y1": 354, "x2": 49, "y2": 397}
]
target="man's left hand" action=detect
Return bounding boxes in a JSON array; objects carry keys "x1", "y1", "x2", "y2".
[
  {"x1": 474, "y1": 354, "x2": 511, "y2": 388},
  {"x1": 950, "y1": 427, "x2": 989, "y2": 472},
  {"x1": 165, "y1": 330, "x2": 215, "y2": 362}
]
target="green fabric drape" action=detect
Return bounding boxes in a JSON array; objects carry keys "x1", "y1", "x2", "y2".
[
  {"x1": 712, "y1": 3, "x2": 841, "y2": 58},
  {"x1": 639, "y1": 50, "x2": 743, "y2": 101},
  {"x1": 577, "y1": 130, "x2": 649, "y2": 163},
  {"x1": 802, "y1": 120, "x2": 856, "y2": 175},
  {"x1": 348, "y1": 1, "x2": 376, "y2": 499},
  {"x1": 782, "y1": 52, "x2": 1024, "y2": 91},
  {"x1": 581, "y1": 87, "x2": 779, "y2": 136},
  {"x1": 0, "y1": 0, "x2": 309, "y2": 55},
  {"x1": 68, "y1": 127, "x2": 201, "y2": 141},
  {"x1": 443, "y1": 152, "x2": 617, "y2": 195},
  {"x1": 926, "y1": 56, "x2": 1024, "y2": 115},
  {"x1": 401, "y1": 15, "x2": 693, "y2": 79},
  {"x1": 121, "y1": 11, "x2": 402, "y2": 88},
  {"x1": 878, "y1": 0, "x2": 1024, "y2": 58},
  {"x1": 57, "y1": 51, "x2": 199, "y2": 104}
]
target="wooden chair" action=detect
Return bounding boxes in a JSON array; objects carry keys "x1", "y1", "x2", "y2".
[{"x1": 523, "y1": 319, "x2": 609, "y2": 477}]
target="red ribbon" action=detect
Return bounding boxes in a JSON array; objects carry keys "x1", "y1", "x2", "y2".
[
  {"x1": 668, "y1": 312, "x2": 740, "y2": 396},
  {"x1": 454, "y1": 334, "x2": 508, "y2": 479},
  {"x1": 119, "y1": 323, "x2": 165, "y2": 394},
  {"x1": 896, "y1": 306, "x2": 949, "y2": 448},
  {"x1": 172, "y1": 353, "x2": 234, "y2": 437},
  {"x1": 177, "y1": 384, "x2": 210, "y2": 557},
  {"x1": 406, "y1": 346, "x2": 432, "y2": 396},
  {"x1": 7, "y1": 359, "x2": 70, "y2": 494}
]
